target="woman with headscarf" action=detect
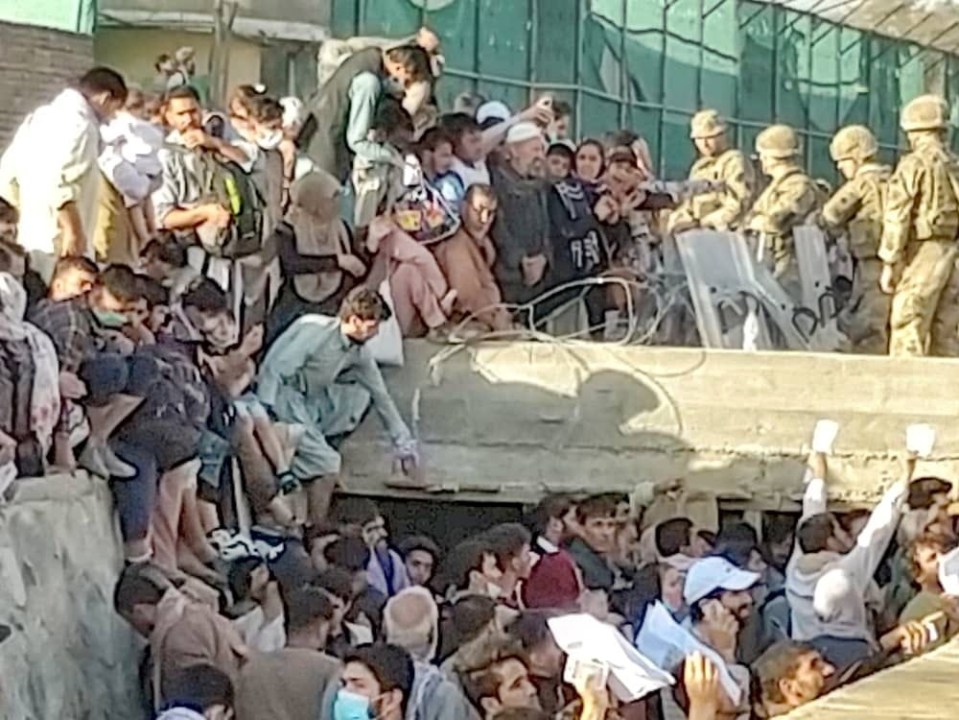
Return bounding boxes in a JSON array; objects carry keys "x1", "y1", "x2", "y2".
[
  {"x1": 266, "y1": 171, "x2": 367, "y2": 343},
  {"x1": 574, "y1": 139, "x2": 606, "y2": 186},
  {"x1": 0, "y1": 272, "x2": 61, "y2": 478}
]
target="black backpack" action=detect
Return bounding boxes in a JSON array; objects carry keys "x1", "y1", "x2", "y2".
[{"x1": 197, "y1": 153, "x2": 266, "y2": 259}]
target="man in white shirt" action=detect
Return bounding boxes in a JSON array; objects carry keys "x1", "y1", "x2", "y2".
[
  {"x1": 786, "y1": 447, "x2": 912, "y2": 669},
  {"x1": 0, "y1": 67, "x2": 129, "y2": 281}
]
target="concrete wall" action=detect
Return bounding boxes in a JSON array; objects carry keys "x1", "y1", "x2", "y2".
[
  {"x1": 342, "y1": 342, "x2": 959, "y2": 510},
  {"x1": 0, "y1": 474, "x2": 139, "y2": 720},
  {"x1": 0, "y1": 22, "x2": 94, "y2": 148}
]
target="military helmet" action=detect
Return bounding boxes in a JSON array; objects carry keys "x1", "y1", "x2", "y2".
[
  {"x1": 690, "y1": 109, "x2": 726, "y2": 139},
  {"x1": 755, "y1": 124, "x2": 800, "y2": 159},
  {"x1": 900, "y1": 95, "x2": 949, "y2": 132},
  {"x1": 829, "y1": 125, "x2": 878, "y2": 162}
]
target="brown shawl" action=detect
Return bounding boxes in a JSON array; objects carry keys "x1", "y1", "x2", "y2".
[{"x1": 288, "y1": 171, "x2": 351, "y2": 302}]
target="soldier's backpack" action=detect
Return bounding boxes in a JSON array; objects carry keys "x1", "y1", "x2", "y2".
[{"x1": 196, "y1": 152, "x2": 266, "y2": 259}]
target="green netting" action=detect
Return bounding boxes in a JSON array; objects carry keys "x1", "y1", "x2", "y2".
[
  {"x1": 332, "y1": 0, "x2": 959, "y2": 182},
  {"x1": 1, "y1": 0, "x2": 94, "y2": 34}
]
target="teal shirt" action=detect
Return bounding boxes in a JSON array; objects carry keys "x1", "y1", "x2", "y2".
[{"x1": 257, "y1": 314, "x2": 412, "y2": 451}]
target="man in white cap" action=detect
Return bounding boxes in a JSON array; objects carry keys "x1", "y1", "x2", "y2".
[
  {"x1": 476, "y1": 100, "x2": 512, "y2": 129},
  {"x1": 683, "y1": 556, "x2": 760, "y2": 720},
  {"x1": 685, "y1": 556, "x2": 761, "y2": 633},
  {"x1": 490, "y1": 121, "x2": 552, "y2": 307}
]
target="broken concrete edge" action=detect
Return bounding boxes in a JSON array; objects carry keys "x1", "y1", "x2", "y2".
[
  {"x1": 1, "y1": 471, "x2": 104, "y2": 506},
  {"x1": 339, "y1": 440, "x2": 918, "y2": 512},
  {"x1": 344, "y1": 340, "x2": 959, "y2": 508}
]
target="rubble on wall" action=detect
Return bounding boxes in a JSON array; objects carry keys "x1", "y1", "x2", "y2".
[{"x1": 0, "y1": 474, "x2": 140, "y2": 720}]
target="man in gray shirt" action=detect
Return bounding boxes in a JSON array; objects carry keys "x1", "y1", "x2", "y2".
[{"x1": 257, "y1": 286, "x2": 419, "y2": 527}]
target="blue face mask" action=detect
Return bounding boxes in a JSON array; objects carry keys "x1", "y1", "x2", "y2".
[{"x1": 332, "y1": 689, "x2": 374, "y2": 720}]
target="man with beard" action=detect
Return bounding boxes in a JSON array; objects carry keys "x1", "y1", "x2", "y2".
[
  {"x1": 431, "y1": 184, "x2": 512, "y2": 333},
  {"x1": 490, "y1": 122, "x2": 551, "y2": 311},
  {"x1": 257, "y1": 287, "x2": 419, "y2": 526},
  {"x1": 683, "y1": 556, "x2": 760, "y2": 719}
]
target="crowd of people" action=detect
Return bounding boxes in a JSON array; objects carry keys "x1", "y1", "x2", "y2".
[
  {"x1": 0, "y1": 22, "x2": 958, "y2": 720},
  {"x1": 98, "y1": 438, "x2": 959, "y2": 720}
]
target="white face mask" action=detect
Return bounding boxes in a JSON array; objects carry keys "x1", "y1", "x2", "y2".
[{"x1": 258, "y1": 130, "x2": 283, "y2": 150}]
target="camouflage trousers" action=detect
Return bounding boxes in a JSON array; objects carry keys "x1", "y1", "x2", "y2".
[
  {"x1": 838, "y1": 257, "x2": 891, "y2": 354},
  {"x1": 889, "y1": 239, "x2": 959, "y2": 357},
  {"x1": 764, "y1": 240, "x2": 801, "y2": 303}
]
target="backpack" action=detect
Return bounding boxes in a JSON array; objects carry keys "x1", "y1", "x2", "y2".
[{"x1": 197, "y1": 153, "x2": 266, "y2": 259}]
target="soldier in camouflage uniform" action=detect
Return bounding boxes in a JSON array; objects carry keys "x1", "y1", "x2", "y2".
[
  {"x1": 880, "y1": 94, "x2": 959, "y2": 357},
  {"x1": 745, "y1": 124, "x2": 822, "y2": 299},
  {"x1": 821, "y1": 125, "x2": 892, "y2": 354},
  {"x1": 667, "y1": 110, "x2": 755, "y2": 233}
]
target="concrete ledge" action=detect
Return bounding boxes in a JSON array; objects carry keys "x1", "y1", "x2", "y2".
[{"x1": 340, "y1": 342, "x2": 959, "y2": 508}]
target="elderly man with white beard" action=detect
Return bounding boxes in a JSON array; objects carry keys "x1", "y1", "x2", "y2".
[{"x1": 384, "y1": 586, "x2": 473, "y2": 720}]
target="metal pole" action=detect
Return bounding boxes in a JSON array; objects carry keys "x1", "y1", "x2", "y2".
[
  {"x1": 697, "y1": 0, "x2": 705, "y2": 110},
  {"x1": 573, "y1": 0, "x2": 583, "y2": 136},
  {"x1": 619, "y1": 0, "x2": 628, "y2": 129},
  {"x1": 657, "y1": 0, "x2": 668, "y2": 176},
  {"x1": 209, "y1": 0, "x2": 238, "y2": 108},
  {"x1": 472, "y1": 0, "x2": 482, "y2": 97},
  {"x1": 528, "y1": 0, "x2": 538, "y2": 106},
  {"x1": 735, "y1": 0, "x2": 744, "y2": 152},
  {"x1": 209, "y1": 0, "x2": 224, "y2": 106},
  {"x1": 771, "y1": 7, "x2": 779, "y2": 125}
]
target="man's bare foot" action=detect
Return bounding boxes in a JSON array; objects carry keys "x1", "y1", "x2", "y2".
[
  {"x1": 440, "y1": 289, "x2": 458, "y2": 315},
  {"x1": 53, "y1": 435, "x2": 77, "y2": 471},
  {"x1": 269, "y1": 494, "x2": 297, "y2": 528}
]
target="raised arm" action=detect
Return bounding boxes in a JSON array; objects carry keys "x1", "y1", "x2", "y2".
[
  {"x1": 839, "y1": 455, "x2": 915, "y2": 591},
  {"x1": 479, "y1": 99, "x2": 554, "y2": 156}
]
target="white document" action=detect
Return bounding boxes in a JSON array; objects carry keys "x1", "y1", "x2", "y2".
[
  {"x1": 634, "y1": 601, "x2": 743, "y2": 706},
  {"x1": 548, "y1": 613, "x2": 673, "y2": 702},
  {"x1": 811, "y1": 419, "x2": 839, "y2": 454},
  {"x1": 939, "y1": 546, "x2": 959, "y2": 597},
  {"x1": 906, "y1": 423, "x2": 936, "y2": 458}
]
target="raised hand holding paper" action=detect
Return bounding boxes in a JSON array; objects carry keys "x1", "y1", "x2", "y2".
[
  {"x1": 811, "y1": 419, "x2": 839, "y2": 454},
  {"x1": 906, "y1": 423, "x2": 936, "y2": 458}
]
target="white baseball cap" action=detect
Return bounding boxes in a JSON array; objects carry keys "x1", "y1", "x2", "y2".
[
  {"x1": 476, "y1": 100, "x2": 512, "y2": 126},
  {"x1": 505, "y1": 121, "x2": 543, "y2": 145},
  {"x1": 683, "y1": 556, "x2": 760, "y2": 605}
]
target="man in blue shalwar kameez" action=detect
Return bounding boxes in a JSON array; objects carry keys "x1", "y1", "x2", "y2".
[{"x1": 257, "y1": 286, "x2": 418, "y2": 526}]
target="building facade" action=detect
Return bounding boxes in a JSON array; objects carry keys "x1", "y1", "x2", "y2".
[{"x1": 95, "y1": 0, "x2": 332, "y2": 102}]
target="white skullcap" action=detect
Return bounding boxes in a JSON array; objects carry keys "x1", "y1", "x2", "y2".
[
  {"x1": 476, "y1": 100, "x2": 512, "y2": 125},
  {"x1": 505, "y1": 121, "x2": 544, "y2": 145}
]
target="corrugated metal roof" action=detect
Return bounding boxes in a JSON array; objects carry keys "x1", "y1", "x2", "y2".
[
  {"x1": 784, "y1": 635, "x2": 959, "y2": 719},
  {"x1": 770, "y1": 0, "x2": 959, "y2": 54}
]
